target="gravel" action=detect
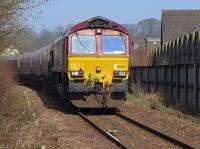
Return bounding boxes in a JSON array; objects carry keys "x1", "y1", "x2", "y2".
[
  {"x1": 89, "y1": 115, "x2": 180, "y2": 149},
  {"x1": 121, "y1": 101, "x2": 200, "y2": 148},
  {"x1": 2, "y1": 85, "x2": 199, "y2": 149}
]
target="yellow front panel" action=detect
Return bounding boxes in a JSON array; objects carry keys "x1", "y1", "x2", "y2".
[{"x1": 68, "y1": 56, "x2": 129, "y2": 85}]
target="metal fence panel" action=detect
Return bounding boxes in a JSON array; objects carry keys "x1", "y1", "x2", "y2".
[
  {"x1": 129, "y1": 64, "x2": 200, "y2": 111},
  {"x1": 153, "y1": 31, "x2": 200, "y2": 65}
]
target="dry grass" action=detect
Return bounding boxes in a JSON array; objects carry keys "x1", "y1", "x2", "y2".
[
  {"x1": 127, "y1": 91, "x2": 165, "y2": 110},
  {"x1": 0, "y1": 59, "x2": 15, "y2": 99},
  {"x1": 128, "y1": 82, "x2": 200, "y2": 123},
  {"x1": 0, "y1": 85, "x2": 47, "y2": 149},
  {"x1": 0, "y1": 60, "x2": 46, "y2": 148},
  {"x1": 130, "y1": 48, "x2": 153, "y2": 66},
  {"x1": 128, "y1": 92, "x2": 200, "y2": 122}
]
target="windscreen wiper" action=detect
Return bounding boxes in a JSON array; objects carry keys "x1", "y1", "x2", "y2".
[
  {"x1": 120, "y1": 33, "x2": 126, "y2": 47},
  {"x1": 75, "y1": 32, "x2": 87, "y2": 51}
]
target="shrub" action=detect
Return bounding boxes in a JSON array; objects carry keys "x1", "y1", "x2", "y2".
[
  {"x1": 130, "y1": 48, "x2": 153, "y2": 66},
  {"x1": 0, "y1": 58, "x2": 14, "y2": 99}
]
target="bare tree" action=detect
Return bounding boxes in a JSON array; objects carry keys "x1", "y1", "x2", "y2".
[
  {"x1": 123, "y1": 24, "x2": 137, "y2": 37},
  {"x1": 137, "y1": 18, "x2": 161, "y2": 38},
  {"x1": 0, "y1": 0, "x2": 49, "y2": 51},
  {"x1": 13, "y1": 24, "x2": 75, "y2": 53}
]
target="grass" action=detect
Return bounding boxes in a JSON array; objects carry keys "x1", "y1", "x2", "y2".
[
  {"x1": 127, "y1": 92, "x2": 200, "y2": 123},
  {"x1": 0, "y1": 60, "x2": 47, "y2": 149},
  {"x1": 0, "y1": 85, "x2": 46, "y2": 149},
  {"x1": 127, "y1": 92, "x2": 166, "y2": 110},
  {"x1": 130, "y1": 48, "x2": 153, "y2": 67},
  {"x1": 0, "y1": 59, "x2": 14, "y2": 99}
]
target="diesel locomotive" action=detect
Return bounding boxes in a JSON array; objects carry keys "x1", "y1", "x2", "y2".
[{"x1": 9, "y1": 16, "x2": 131, "y2": 108}]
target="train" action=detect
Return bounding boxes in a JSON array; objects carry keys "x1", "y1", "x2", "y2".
[{"x1": 8, "y1": 16, "x2": 131, "y2": 108}]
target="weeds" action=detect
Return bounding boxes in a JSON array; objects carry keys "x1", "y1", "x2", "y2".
[
  {"x1": 0, "y1": 60, "x2": 44, "y2": 148},
  {"x1": 0, "y1": 85, "x2": 45, "y2": 148},
  {"x1": 128, "y1": 82, "x2": 200, "y2": 123},
  {"x1": 128, "y1": 81, "x2": 144, "y2": 96},
  {"x1": 0, "y1": 59, "x2": 14, "y2": 99},
  {"x1": 130, "y1": 48, "x2": 153, "y2": 66}
]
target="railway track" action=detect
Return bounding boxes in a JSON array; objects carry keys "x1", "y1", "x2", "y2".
[
  {"x1": 76, "y1": 109, "x2": 196, "y2": 149},
  {"x1": 34, "y1": 88, "x2": 197, "y2": 149},
  {"x1": 115, "y1": 112, "x2": 196, "y2": 149},
  {"x1": 76, "y1": 110, "x2": 128, "y2": 149}
]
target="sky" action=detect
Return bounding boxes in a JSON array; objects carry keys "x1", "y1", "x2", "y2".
[{"x1": 33, "y1": 0, "x2": 200, "y2": 32}]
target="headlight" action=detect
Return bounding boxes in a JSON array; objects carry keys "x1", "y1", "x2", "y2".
[
  {"x1": 71, "y1": 71, "x2": 84, "y2": 77},
  {"x1": 113, "y1": 71, "x2": 126, "y2": 77}
]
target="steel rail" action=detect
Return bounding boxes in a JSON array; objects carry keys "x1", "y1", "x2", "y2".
[
  {"x1": 77, "y1": 111, "x2": 128, "y2": 149},
  {"x1": 116, "y1": 112, "x2": 196, "y2": 149}
]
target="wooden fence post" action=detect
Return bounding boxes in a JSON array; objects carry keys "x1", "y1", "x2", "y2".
[
  {"x1": 170, "y1": 65, "x2": 173, "y2": 101},
  {"x1": 197, "y1": 31, "x2": 200, "y2": 63},
  {"x1": 194, "y1": 32, "x2": 198, "y2": 63},
  {"x1": 177, "y1": 65, "x2": 180, "y2": 102},
  {"x1": 194, "y1": 64, "x2": 198, "y2": 110},
  {"x1": 155, "y1": 65, "x2": 157, "y2": 92},
  {"x1": 185, "y1": 65, "x2": 188, "y2": 105},
  {"x1": 147, "y1": 67, "x2": 149, "y2": 92},
  {"x1": 173, "y1": 40, "x2": 176, "y2": 64},
  {"x1": 183, "y1": 35, "x2": 187, "y2": 64},
  {"x1": 164, "y1": 66, "x2": 167, "y2": 94},
  {"x1": 177, "y1": 37, "x2": 182, "y2": 64},
  {"x1": 174, "y1": 39, "x2": 178, "y2": 64},
  {"x1": 191, "y1": 33, "x2": 195, "y2": 63},
  {"x1": 186, "y1": 34, "x2": 190, "y2": 63},
  {"x1": 133, "y1": 67, "x2": 136, "y2": 82}
]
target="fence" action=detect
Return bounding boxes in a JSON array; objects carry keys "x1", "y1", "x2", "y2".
[
  {"x1": 129, "y1": 64, "x2": 200, "y2": 111},
  {"x1": 152, "y1": 31, "x2": 200, "y2": 65}
]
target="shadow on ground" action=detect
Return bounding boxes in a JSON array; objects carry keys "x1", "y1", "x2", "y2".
[{"x1": 24, "y1": 84, "x2": 117, "y2": 116}]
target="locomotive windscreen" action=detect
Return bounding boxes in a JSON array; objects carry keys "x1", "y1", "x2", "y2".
[
  {"x1": 102, "y1": 35, "x2": 126, "y2": 54},
  {"x1": 72, "y1": 35, "x2": 96, "y2": 54}
]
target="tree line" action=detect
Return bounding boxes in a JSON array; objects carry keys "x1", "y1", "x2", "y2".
[
  {"x1": 15, "y1": 18, "x2": 161, "y2": 53},
  {"x1": 123, "y1": 18, "x2": 161, "y2": 38},
  {"x1": 0, "y1": 1, "x2": 161, "y2": 54}
]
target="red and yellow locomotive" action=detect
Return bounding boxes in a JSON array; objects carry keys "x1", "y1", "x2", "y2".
[{"x1": 10, "y1": 16, "x2": 131, "y2": 108}]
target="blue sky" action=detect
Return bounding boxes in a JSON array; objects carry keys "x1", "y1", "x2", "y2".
[{"x1": 33, "y1": 0, "x2": 200, "y2": 31}]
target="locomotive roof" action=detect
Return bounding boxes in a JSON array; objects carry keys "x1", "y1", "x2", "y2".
[
  {"x1": 20, "y1": 52, "x2": 33, "y2": 58},
  {"x1": 69, "y1": 16, "x2": 129, "y2": 34},
  {"x1": 34, "y1": 44, "x2": 50, "y2": 55},
  {"x1": 20, "y1": 44, "x2": 50, "y2": 59},
  {"x1": 52, "y1": 16, "x2": 129, "y2": 46}
]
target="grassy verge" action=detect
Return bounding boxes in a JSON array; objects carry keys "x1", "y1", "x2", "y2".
[
  {"x1": 127, "y1": 92, "x2": 200, "y2": 123},
  {"x1": 0, "y1": 60, "x2": 46, "y2": 148}
]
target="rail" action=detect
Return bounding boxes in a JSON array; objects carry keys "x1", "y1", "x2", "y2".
[
  {"x1": 116, "y1": 112, "x2": 197, "y2": 149},
  {"x1": 76, "y1": 111, "x2": 128, "y2": 149}
]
